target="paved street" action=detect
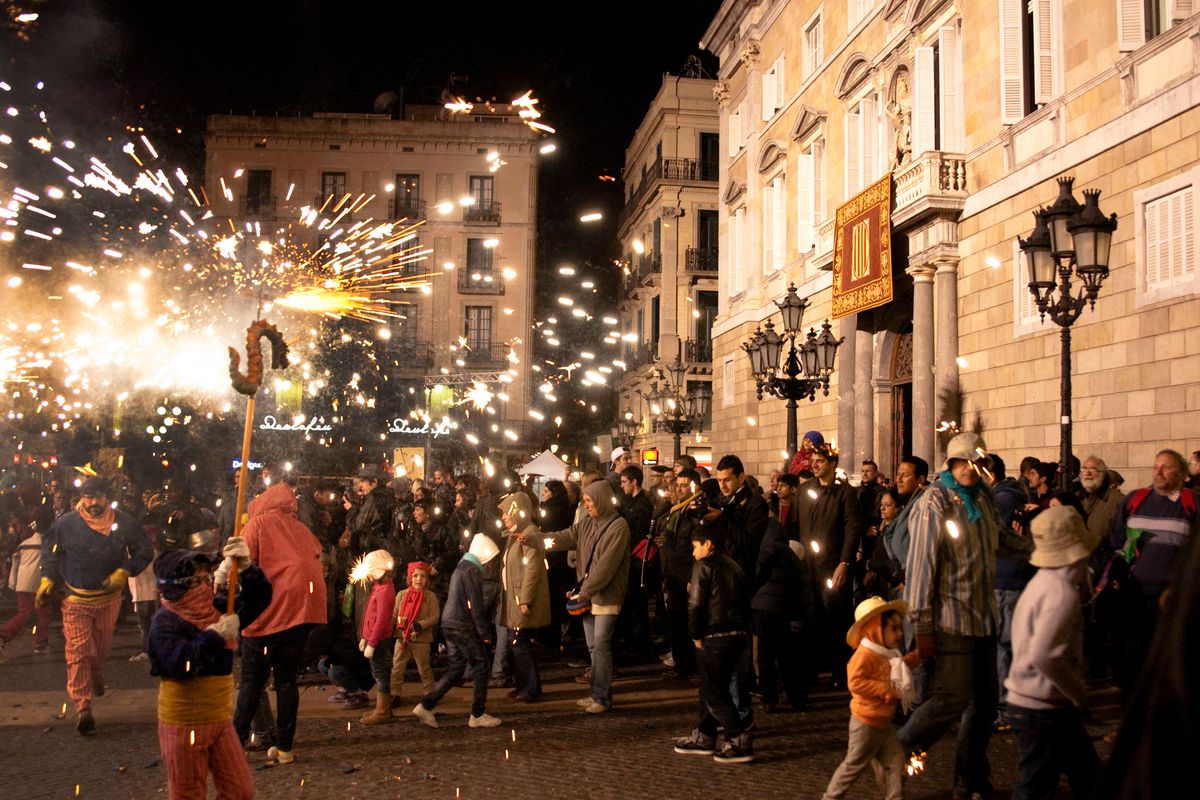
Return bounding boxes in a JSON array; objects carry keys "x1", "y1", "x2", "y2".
[{"x1": 0, "y1": 611, "x2": 1120, "y2": 800}]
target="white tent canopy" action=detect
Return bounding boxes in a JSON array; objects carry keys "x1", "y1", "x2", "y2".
[{"x1": 517, "y1": 450, "x2": 570, "y2": 480}]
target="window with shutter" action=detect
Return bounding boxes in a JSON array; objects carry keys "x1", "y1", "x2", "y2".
[
  {"x1": 1136, "y1": 173, "x2": 1199, "y2": 307},
  {"x1": 814, "y1": 139, "x2": 826, "y2": 222},
  {"x1": 861, "y1": 96, "x2": 876, "y2": 184},
  {"x1": 728, "y1": 109, "x2": 741, "y2": 158},
  {"x1": 774, "y1": 176, "x2": 787, "y2": 267},
  {"x1": 998, "y1": 0, "x2": 1025, "y2": 123},
  {"x1": 804, "y1": 13, "x2": 823, "y2": 78},
  {"x1": 914, "y1": 46, "x2": 936, "y2": 156},
  {"x1": 797, "y1": 152, "x2": 814, "y2": 252},
  {"x1": 939, "y1": 25, "x2": 963, "y2": 152},
  {"x1": 763, "y1": 181, "x2": 776, "y2": 274},
  {"x1": 1031, "y1": 0, "x2": 1055, "y2": 105},
  {"x1": 762, "y1": 68, "x2": 777, "y2": 122},
  {"x1": 1170, "y1": 0, "x2": 1195, "y2": 23},
  {"x1": 844, "y1": 108, "x2": 861, "y2": 196},
  {"x1": 723, "y1": 357, "x2": 736, "y2": 406},
  {"x1": 1117, "y1": 0, "x2": 1147, "y2": 50}
]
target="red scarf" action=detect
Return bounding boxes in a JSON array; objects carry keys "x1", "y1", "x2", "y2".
[
  {"x1": 76, "y1": 499, "x2": 116, "y2": 534},
  {"x1": 396, "y1": 562, "x2": 429, "y2": 641},
  {"x1": 162, "y1": 585, "x2": 232, "y2": 650}
]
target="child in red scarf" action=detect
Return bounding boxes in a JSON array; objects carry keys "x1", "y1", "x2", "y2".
[
  {"x1": 390, "y1": 562, "x2": 441, "y2": 706},
  {"x1": 149, "y1": 545, "x2": 270, "y2": 800}
]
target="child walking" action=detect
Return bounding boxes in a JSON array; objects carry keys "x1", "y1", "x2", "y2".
[
  {"x1": 821, "y1": 596, "x2": 914, "y2": 800},
  {"x1": 412, "y1": 533, "x2": 501, "y2": 729},
  {"x1": 390, "y1": 561, "x2": 440, "y2": 706},
  {"x1": 149, "y1": 542, "x2": 270, "y2": 800},
  {"x1": 1005, "y1": 505, "x2": 1100, "y2": 800},
  {"x1": 356, "y1": 550, "x2": 397, "y2": 725},
  {"x1": 671, "y1": 522, "x2": 755, "y2": 764}
]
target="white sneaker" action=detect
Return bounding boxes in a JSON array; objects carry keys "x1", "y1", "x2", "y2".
[
  {"x1": 265, "y1": 746, "x2": 294, "y2": 765},
  {"x1": 468, "y1": 712, "x2": 501, "y2": 728},
  {"x1": 575, "y1": 696, "x2": 595, "y2": 707},
  {"x1": 129, "y1": 652, "x2": 149, "y2": 662},
  {"x1": 412, "y1": 703, "x2": 438, "y2": 728},
  {"x1": 660, "y1": 653, "x2": 675, "y2": 667}
]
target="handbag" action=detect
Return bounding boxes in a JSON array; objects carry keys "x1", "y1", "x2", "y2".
[{"x1": 566, "y1": 517, "x2": 618, "y2": 616}]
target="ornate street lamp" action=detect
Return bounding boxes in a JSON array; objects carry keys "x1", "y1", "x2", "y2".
[
  {"x1": 1018, "y1": 177, "x2": 1118, "y2": 490},
  {"x1": 615, "y1": 407, "x2": 640, "y2": 449},
  {"x1": 643, "y1": 342, "x2": 711, "y2": 461},
  {"x1": 742, "y1": 283, "x2": 843, "y2": 458}
]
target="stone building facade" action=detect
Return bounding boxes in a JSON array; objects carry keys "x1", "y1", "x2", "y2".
[
  {"x1": 204, "y1": 105, "x2": 541, "y2": 443},
  {"x1": 701, "y1": 0, "x2": 1199, "y2": 486},
  {"x1": 615, "y1": 75, "x2": 720, "y2": 467}
]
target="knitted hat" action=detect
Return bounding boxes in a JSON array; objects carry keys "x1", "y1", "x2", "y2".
[
  {"x1": 361, "y1": 549, "x2": 395, "y2": 581},
  {"x1": 468, "y1": 533, "x2": 500, "y2": 565},
  {"x1": 846, "y1": 595, "x2": 909, "y2": 648},
  {"x1": 79, "y1": 476, "x2": 110, "y2": 497},
  {"x1": 1029, "y1": 506, "x2": 1095, "y2": 568},
  {"x1": 154, "y1": 549, "x2": 220, "y2": 600},
  {"x1": 406, "y1": 561, "x2": 431, "y2": 582},
  {"x1": 942, "y1": 432, "x2": 988, "y2": 471},
  {"x1": 802, "y1": 431, "x2": 824, "y2": 448}
]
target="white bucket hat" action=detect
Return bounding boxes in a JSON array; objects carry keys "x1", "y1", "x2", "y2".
[
  {"x1": 941, "y1": 432, "x2": 988, "y2": 471},
  {"x1": 1029, "y1": 506, "x2": 1094, "y2": 568},
  {"x1": 468, "y1": 533, "x2": 500, "y2": 565}
]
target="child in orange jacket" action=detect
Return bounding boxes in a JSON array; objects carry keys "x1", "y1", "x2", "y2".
[{"x1": 822, "y1": 596, "x2": 914, "y2": 800}]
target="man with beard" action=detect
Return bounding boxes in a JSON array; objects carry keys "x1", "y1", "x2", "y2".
[
  {"x1": 792, "y1": 444, "x2": 860, "y2": 687},
  {"x1": 344, "y1": 465, "x2": 396, "y2": 558},
  {"x1": 38, "y1": 476, "x2": 153, "y2": 733},
  {"x1": 660, "y1": 469, "x2": 703, "y2": 679},
  {"x1": 1078, "y1": 456, "x2": 1123, "y2": 550}
]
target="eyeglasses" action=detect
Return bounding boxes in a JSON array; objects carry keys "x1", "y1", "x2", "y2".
[{"x1": 1079, "y1": 466, "x2": 1102, "y2": 473}]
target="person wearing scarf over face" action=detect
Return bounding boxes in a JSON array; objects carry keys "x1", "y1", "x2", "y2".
[
  {"x1": 38, "y1": 475, "x2": 153, "y2": 734},
  {"x1": 389, "y1": 561, "x2": 441, "y2": 707},
  {"x1": 822, "y1": 597, "x2": 914, "y2": 800},
  {"x1": 543, "y1": 479, "x2": 631, "y2": 713},
  {"x1": 497, "y1": 491, "x2": 550, "y2": 702},
  {"x1": 149, "y1": 546, "x2": 271, "y2": 800}
]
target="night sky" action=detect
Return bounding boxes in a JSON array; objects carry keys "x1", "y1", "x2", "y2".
[{"x1": 5, "y1": 0, "x2": 722, "y2": 267}]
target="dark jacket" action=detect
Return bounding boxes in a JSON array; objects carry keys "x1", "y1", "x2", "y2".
[
  {"x1": 539, "y1": 494, "x2": 575, "y2": 533},
  {"x1": 148, "y1": 566, "x2": 271, "y2": 679},
  {"x1": 620, "y1": 490, "x2": 655, "y2": 544},
  {"x1": 793, "y1": 478, "x2": 860, "y2": 576},
  {"x1": 348, "y1": 485, "x2": 395, "y2": 557},
  {"x1": 663, "y1": 501, "x2": 702, "y2": 588},
  {"x1": 441, "y1": 557, "x2": 490, "y2": 638},
  {"x1": 751, "y1": 519, "x2": 814, "y2": 621},
  {"x1": 394, "y1": 519, "x2": 458, "y2": 596},
  {"x1": 688, "y1": 552, "x2": 749, "y2": 639},
  {"x1": 718, "y1": 484, "x2": 771, "y2": 584},
  {"x1": 41, "y1": 508, "x2": 153, "y2": 590},
  {"x1": 993, "y1": 477, "x2": 1036, "y2": 591}
]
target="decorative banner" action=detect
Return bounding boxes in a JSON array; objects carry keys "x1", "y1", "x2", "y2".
[{"x1": 832, "y1": 174, "x2": 893, "y2": 319}]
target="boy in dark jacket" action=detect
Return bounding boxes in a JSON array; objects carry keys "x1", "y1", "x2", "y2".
[
  {"x1": 412, "y1": 533, "x2": 502, "y2": 729},
  {"x1": 149, "y1": 546, "x2": 271, "y2": 799},
  {"x1": 672, "y1": 521, "x2": 755, "y2": 764},
  {"x1": 752, "y1": 517, "x2": 815, "y2": 711}
]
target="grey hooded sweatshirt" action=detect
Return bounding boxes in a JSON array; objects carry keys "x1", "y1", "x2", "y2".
[{"x1": 545, "y1": 480, "x2": 630, "y2": 614}]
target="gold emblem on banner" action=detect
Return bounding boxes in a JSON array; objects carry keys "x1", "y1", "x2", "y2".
[{"x1": 832, "y1": 175, "x2": 893, "y2": 319}]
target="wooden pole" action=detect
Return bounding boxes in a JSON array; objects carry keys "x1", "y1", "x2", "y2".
[{"x1": 227, "y1": 393, "x2": 256, "y2": 614}]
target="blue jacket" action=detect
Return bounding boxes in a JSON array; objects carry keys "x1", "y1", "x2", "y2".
[
  {"x1": 148, "y1": 566, "x2": 271, "y2": 679},
  {"x1": 993, "y1": 478, "x2": 1036, "y2": 591},
  {"x1": 440, "y1": 557, "x2": 489, "y2": 638},
  {"x1": 41, "y1": 509, "x2": 152, "y2": 590}
]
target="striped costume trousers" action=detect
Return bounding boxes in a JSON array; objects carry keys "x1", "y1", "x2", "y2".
[
  {"x1": 158, "y1": 720, "x2": 254, "y2": 800},
  {"x1": 62, "y1": 597, "x2": 121, "y2": 712}
]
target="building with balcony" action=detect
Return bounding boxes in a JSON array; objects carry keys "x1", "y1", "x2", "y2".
[
  {"x1": 701, "y1": 0, "x2": 1199, "y2": 484},
  {"x1": 204, "y1": 103, "x2": 541, "y2": 447},
  {"x1": 615, "y1": 75, "x2": 721, "y2": 466}
]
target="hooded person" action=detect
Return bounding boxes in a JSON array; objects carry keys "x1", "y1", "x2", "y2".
[
  {"x1": 543, "y1": 479, "x2": 631, "y2": 712},
  {"x1": 231, "y1": 482, "x2": 327, "y2": 765},
  {"x1": 497, "y1": 491, "x2": 550, "y2": 701},
  {"x1": 1004, "y1": 506, "x2": 1101, "y2": 800},
  {"x1": 39, "y1": 475, "x2": 154, "y2": 733},
  {"x1": 149, "y1": 548, "x2": 271, "y2": 800},
  {"x1": 390, "y1": 561, "x2": 441, "y2": 706},
  {"x1": 412, "y1": 533, "x2": 503, "y2": 729}
]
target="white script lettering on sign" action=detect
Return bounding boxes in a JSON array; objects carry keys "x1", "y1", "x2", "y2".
[
  {"x1": 259, "y1": 415, "x2": 335, "y2": 434},
  {"x1": 388, "y1": 418, "x2": 452, "y2": 438}
]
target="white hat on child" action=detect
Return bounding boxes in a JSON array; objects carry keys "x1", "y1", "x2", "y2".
[{"x1": 846, "y1": 595, "x2": 909, "y2": 648}]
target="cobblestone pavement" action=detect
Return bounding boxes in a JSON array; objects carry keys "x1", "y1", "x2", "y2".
[{"x1": 0, "y1": 610, "x2": 1121, "y2": 799}]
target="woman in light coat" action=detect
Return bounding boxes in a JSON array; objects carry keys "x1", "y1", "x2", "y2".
[{"x1": 497, "y1": 491, "x2": 549, "y2": 701}]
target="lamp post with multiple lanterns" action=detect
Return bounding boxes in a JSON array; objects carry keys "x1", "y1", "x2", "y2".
[
  {"x1": 642, "y1": 343, "x2": 711, "y2": 462},
  {"x1": 1018, "y1": 176, "x2": 1118, "y2": 490},
  {"x1": 741, "y1": 283, "x2": 842, "y2": 460}
]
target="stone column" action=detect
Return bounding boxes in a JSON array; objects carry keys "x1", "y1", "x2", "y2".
[
  {"x1": 934, "y1": 259, "x2": 960, "y2": 468},
  {"x1": 836, "y1": 315, "x2": 857, "y2": 460},
  {"x1": 854, "y1": 329, "x2": 874, "y2": 471},
  {"x1": 908, "y1": 265, "x2": 936, "y2": 467}
]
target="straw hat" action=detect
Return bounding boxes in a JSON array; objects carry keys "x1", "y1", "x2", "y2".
[
  {"x1": 846, "y1": 595, "x2": 909, "y2": 648},
  {"x1": 941, "y1": 432, "x2": 988, "y2": 471},
  {"x1": 1029, "y1": 506, "x2": 1094, "y2": 568}
]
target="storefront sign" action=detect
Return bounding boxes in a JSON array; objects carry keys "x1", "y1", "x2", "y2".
[
  {"x1": 259, "y1": 415, "x2": 333, "y2": 434},
  {"x1": 387, "y1": 418, "x2": 452, "y2": 438},
  {"x1": 641, "y1": 448, "x2": 659, "y2": 466},
  {"x1": 832, "y1": 174, "x2": 893, "y2": 319}
]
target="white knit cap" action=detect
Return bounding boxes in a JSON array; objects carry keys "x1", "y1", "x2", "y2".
[{"x1": 468, "y1": 533, "x2": 500, "y2": 565}]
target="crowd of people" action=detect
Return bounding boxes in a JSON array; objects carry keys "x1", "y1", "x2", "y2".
[{"x1": 0, "y1": 440, "x2": 1197, "y2": 798}]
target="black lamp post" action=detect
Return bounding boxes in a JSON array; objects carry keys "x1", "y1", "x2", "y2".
[
  {"x1": 1018, "y1": 177, "x2": 1117, "y2": 491},
  {"x1": 614, "y1": 407, "x2": 640, "y2": 449},
  {"x1": 742, "y1": 283, "x2": 843, "y2": 460},
  {"x1": 642, "y1": 344, "x2": 711, "y2": 462}
]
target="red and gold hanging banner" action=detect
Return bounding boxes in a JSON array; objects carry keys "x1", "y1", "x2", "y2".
[{"x1": 832, "y1": 174, "x2": 893, "y2": 319}]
